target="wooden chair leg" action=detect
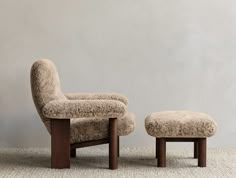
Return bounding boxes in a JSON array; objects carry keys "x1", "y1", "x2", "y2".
[
  {"x1": 157, "y1": 138, "x2": 166, "y2": 167},
  {"x1": 109, "y1": 118, "x2": 118, "y2": 170},
  {"x1": 51, "y1": 119, "x2": 70, "y2": 169},
  {"x1": 156, "y1": 138, "x2": 159, "y2": 159},
  {"x1": 198, "y1": 138, "x2": 207, "y2": 167},
  {"x1": 70, "y1": 148, "x2": 76, "y2": 158},
  {"x1": 194, "y1": 140, "x2": 198, "y2": 159},
  {"x1": 117, "y1": 136, "x2": 120, "y2": 157}
]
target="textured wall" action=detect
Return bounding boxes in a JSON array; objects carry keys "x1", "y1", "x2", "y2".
[{"x1": 0, "y1": 0, "x2": 235, "y2": 148}]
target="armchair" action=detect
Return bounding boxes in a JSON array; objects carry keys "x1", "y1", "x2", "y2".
[{"x1": 30, "y1": 59, "x2": 135, "y2": 169}]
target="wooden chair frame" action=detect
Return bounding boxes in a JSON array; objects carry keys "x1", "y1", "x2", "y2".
[{"x1": 51, "y1": 118, "x2": 119, "y2": 169}]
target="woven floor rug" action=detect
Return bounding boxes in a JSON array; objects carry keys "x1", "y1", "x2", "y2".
[{"x1": 0, "y1": 147, "x2": 235, "y2": 177}]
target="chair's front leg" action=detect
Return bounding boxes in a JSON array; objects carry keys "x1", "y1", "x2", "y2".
[
  {"x1": 109, "y1": 118, "x2": 118, "y2": 170},
  {"x1": 51, "y1": 119, "x2": 70, "y2": 169}
]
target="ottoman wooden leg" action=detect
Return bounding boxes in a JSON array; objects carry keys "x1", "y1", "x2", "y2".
[
  {"x1": 194, "y1": 140, "x2": 198, "y2": 159},
  {"x1": 70, "y1": 148, "x2": 76, "y2": 158},
  {"x1": 109, "y1": 118, "x2": 118, "y2": 170},
  {"x1": 198, "y1": 138, "x2": 207, "y2": 167},
  {"x1": 157, "y1": 138, "x2": 166, "y2": 167}
]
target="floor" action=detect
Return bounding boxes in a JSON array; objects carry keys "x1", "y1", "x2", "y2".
[{"x1": 0, "y1": 147, "x2": 235, "y2": 178}]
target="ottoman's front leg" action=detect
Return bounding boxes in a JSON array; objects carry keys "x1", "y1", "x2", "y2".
[
  {"x1": 157, "y1": 138, "x2": 166, "y2": 167},
  {"x1": 109, "y1": 118, "x2": 118, "y2": 170},
  {"x1": 198, "y1": 138, "x2": 207, "y2": 167}
]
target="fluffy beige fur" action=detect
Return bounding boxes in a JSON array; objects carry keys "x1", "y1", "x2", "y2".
[
  {"x1": 145, "y1": 111, "x2": 217, "y2": 138},
  {"x1": 30, "y1": 59, "x2": 66, "y2": 132},
  {"x1": 42, "y1": 99, "x2": 127, "y2": 119},
  {"x1": 70, "y1": 112, "x2": 136, "y2": 144},
  {"x1": 30, "y1": 59, "x2": 135, "y2": 143},
  {"x1": 65, "y1": 93, "x2": 128, "y2": 105}
]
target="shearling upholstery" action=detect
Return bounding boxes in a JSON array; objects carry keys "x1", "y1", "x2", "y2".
[
  {"x1": 70, "y1": 112, "x2": 136, "y2": 144},
  {"x1": 145, "y1": 111, "x2": 217, "y2": 138},
  {"x1": 31, "y1": 59, "x2": 67, "y2": 132},
  {"x1": 31, "y1": 59, "x2": 135, "y2": 143},
  {"x1": 42, "y1": 99, "x2": 127, "y2": 119},
  {"x1": 65, "y1": 93, "x2": 128, "y2": 105}
]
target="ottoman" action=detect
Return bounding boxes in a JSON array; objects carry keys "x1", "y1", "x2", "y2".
[{"x1": 145, "y1": 111, "x2": 217, "y2": 167}]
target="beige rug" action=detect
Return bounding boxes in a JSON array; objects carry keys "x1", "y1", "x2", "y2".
[{"x1": 0, "y1": 147, "x2": 235, "y2": 178}]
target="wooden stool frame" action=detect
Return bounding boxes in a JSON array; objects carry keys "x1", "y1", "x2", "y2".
[{"x1": 155, "y1": 137, "x2": 207, "y2": 167}]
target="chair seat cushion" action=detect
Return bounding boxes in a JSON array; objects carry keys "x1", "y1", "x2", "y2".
[
  {"x1": 145, "y1": 111, "x2": 217, "y2": 138},
  {"x1": 70, "y1": 112, "x2": 136, "y2": 144}
]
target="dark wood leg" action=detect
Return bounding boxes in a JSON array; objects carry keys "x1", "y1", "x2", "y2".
[
  {"x1": 198, "y1": 138, "x2": 207, "y2": 167},
  {"x1": 70, "y1": 148, "x2": 76, "y2": 158},
  {"x1": 109, "y1": 118, "x2": 118, "y2": 170},
  {"x1": 117, "y1": 136, "x2": 120, "y2": 157},
  {"x1": 51, "y1": 119, "x2": 70, "y2": 169},
  {"x1": 156, "y1": 138, "x2": 159, "y2": 159},
  {"x1": 157, "y1": 138, "x2": 166, "y2": 167},
  {"x1": 194, "y1": 140, "x2": 198, "y2": 159}
]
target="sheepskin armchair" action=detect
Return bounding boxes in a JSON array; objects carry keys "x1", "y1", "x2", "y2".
[{"x1": 30, "y1": 59, "x2": 135, "y2": 169}]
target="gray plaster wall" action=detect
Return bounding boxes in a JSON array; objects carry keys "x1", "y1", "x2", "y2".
[{"x1": 0, "y1": 0, "x2": 235, "y2": 148}]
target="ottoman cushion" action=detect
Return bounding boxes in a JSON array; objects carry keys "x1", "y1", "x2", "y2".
[{"x1": 145, "y1": 111, "x2": 217, "y2": 138}]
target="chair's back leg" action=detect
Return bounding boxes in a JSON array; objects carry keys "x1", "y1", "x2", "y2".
[
  {"x1": 117, "y1": 136, "x2": 120, "y2": 157},
  {"x1": 70, "y1": 148, "x2": 76, "y2": 158},
  {"x1": 156, "y1": 138, "x2": 159, "y2": 159}
]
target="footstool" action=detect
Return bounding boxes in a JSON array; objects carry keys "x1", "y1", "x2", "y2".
[{"x1": 145, "y1": 111, "x2": 217, "y2": 167}]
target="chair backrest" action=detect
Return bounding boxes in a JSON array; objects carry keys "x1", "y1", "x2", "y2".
[{"x1": 30, "y1": 59, "x2": 66, "y2": 132}]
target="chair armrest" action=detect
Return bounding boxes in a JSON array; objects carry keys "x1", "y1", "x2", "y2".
[
  {"x1": 64, "y1": 93, "x2": 128, "y2": 105},
  {"x1": 42, "y1": 99, "x2": 127, "y2": 119}
]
